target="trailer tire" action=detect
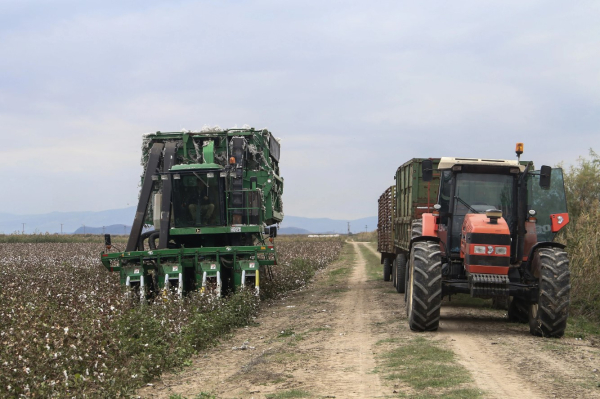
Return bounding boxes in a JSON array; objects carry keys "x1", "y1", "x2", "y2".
[
  {"x1": 528, "y1": 248, "x2": 570, "y2": 338},
  {"x1": 396, "y1": 253, "x2": 407, "y2": 294},
  {"x1": 407, "y1": 241, "x2": 442, "y2": 331},
  {"x1": 411, "y1": 219, "x2": 423, "y2": 238},
  {"x1": 392, "y1": 257, "x2": 397, "y2": 288},
  {"x1": 508, "y1": 297, "x2": 528, "y2": 323},
  {"x1": 383, "y1": 257, "x2": 392, "y2": 282}
]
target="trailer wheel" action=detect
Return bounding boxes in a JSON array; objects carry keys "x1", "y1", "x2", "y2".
[
  {"x1": 507, "y1": 297, "x2": 528, "y2": 323},
  {"x1": 407, "y1": 241, "x2": 442, "y2": 331},
  {"x1": 411, "y1": 219, "x2": 423, "y2": 238},
  {"x1": 383, "y1": 257, "x2": 392, "y2": 282},
  {"x1": 396, "y1": 253, "x2": 407, "y2": 294},
  {"x1": 528, "y1": 248, "x2": 570, "y2": 338},
  {"x1": 392, "y1": 257, "x2": 397, "y2": 288}
]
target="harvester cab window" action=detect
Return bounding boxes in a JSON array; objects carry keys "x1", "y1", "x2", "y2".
[
  {"x1": 172, "y1": 172, "x2": 224, "y2": 227},
  {"x1": 450, "y1": 173, "x2": 514, "y2": 252},
  {"x1": 527, "y1": 168, "x2": 568, "y2": 242}
]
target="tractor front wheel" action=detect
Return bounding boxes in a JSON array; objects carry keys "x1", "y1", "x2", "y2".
[
  {"x1": 407, "y1": 241, "x2": 442, "y2": 331},
  {"x1": 528, "y1": 248, "x2": 571, "y2": 338}
]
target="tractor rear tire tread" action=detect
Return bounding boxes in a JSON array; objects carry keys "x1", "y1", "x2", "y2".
[{"x1": 529, "y1": 248, "x2": 570, "y2": 338}]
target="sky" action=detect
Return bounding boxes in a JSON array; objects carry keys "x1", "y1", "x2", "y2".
[{"x1": 1, "y1": 0, "x2": 599, "y2": 220}]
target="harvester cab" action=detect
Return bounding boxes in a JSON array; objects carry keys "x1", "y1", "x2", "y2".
[
  {"x1": 407, "y1": 143, "x2": 571, "y2": 337},
  {"x1": 101, "y1": 128, "x2": 284, "y2": 299}
]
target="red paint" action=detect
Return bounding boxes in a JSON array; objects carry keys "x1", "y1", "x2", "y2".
[
  {"x1": 465, "y1": 265, "x2": 509, "y2": 275},
  {"x1": 550, "y1": 213, "x2": 570, "y2": 233},
  {"x1": 421, "y1": 213, "x2": 438, "y2": 237}
]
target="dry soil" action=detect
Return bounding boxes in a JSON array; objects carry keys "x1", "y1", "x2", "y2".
[{"x1": 138, "y1": 242, "x2": 600, "y2": 399}]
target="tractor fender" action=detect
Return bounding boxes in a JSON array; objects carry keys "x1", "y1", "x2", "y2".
[
  {"x1": 421, "y1": 213, "x2": 438, "y2": 238},
  {"x1": 524, "y1": 241, "x2": 566, "y2": 272},
  {"x1": 409, "y1": 235, "x2": 441, "y2": 253}
]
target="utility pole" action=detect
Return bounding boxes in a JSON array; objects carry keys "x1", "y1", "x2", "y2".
[
  {"x1": 347, "y1": 222, "x2": 351, "y2": 235},
  {"x1": 83, "y1": 224, "x2": 86, "y2": 234},
  {"x1": 124, "y1": 225, "x2": 126, "y2": 235},
  {"x1": 102, "y1": 226, "x2": 105, "y2": 235},
  {"x1": 22, "y1": 223, "x2": 25, "y2": 234},
  {"x1": 60, "y1": 224, "x2": 63, "y2": 235},
  {"x1": 365, "y1": 225, "x2": 368, "y2": 233}
]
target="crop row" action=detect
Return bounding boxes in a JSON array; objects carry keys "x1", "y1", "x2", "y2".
[{"x1": 0, "y1": 238, "x2": 343, "y2": 397}]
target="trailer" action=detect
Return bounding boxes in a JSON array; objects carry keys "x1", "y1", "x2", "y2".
[{"x1": 378, "y1": 158, "x2": 441, "y2": 293}]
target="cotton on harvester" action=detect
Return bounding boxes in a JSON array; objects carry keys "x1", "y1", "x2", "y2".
[
  {"x1": 101, "y1": 127, "x2": 284, "y2": 298},
  {"x1": 378, "y1": 144, "x2": 571, "y2": 337}
]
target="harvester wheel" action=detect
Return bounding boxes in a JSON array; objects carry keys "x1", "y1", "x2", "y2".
[
  {"x1": 528, "y1": 248, "x2": 570, "y2": 338},
  {"x1": 383, "y1": 258, "x2": 392, "y2": 282},
  {"x1": 396, "y1": 253, "x2": 407, "y2": 294},
  {"x1": 411, "y1": 219, "x2": 423, "y2": 238},
  {"x1": 507, "y1": 297, "x2": 528, "y2": 323},
  {"x1": 407, "y1": 241, "x2": 442, "y2": 331}
]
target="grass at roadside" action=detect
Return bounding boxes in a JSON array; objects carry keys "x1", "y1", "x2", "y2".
[
  {"x1": 358, "y1": 242, "x2": 384, "y2": 281},
  {"x1": 265, "y1": 389, "x2": 311, "y2": 398},
  {"x1": 376, "y1": 336, "x2": 482, "y2": 398}
]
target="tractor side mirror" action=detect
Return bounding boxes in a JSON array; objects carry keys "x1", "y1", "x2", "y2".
[
  {"x1": 270, "y1": 226, "x2": 278, "y2": 238},
  {"x1": 422, "y1": 159, "x2": 433, "y2": 182},
  {"x1": 539, "y1": 165, "x2": 552, "y2": 189}
]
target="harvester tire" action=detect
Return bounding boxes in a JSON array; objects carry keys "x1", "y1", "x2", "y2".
[
  {"x1": 507, "y1": 297, "x2": 528, "y2": 323},
  {"x1": 528, "y1": 248, "x2": 570, "y2": 338},
  {"x1": 411, "y1": 219, "x2": 423, "y2": 238},
  {"x1": 383, "y1": 258, "x2": 392, "y2": 282},
  {"x1": 407, "y1": 241, "x2": 442, "y2": 331},
  {"x1": 396, "y1": 253, "x2": 407, "y2": 294}
]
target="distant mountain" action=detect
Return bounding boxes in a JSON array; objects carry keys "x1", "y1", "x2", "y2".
[
  {"x1": 279, "y1": 215, "x2": 377, "y2": 234},
  {"x1": 72, "y1": 224, "x2": 131, "y2": 235},
  {"x1": 0, "y1": 207, "x2": 136, "y2": 234},
  {"x1": 0, "y1": 207, "x2": 376, "y2": 235},
  {"x1": 278, "y1": 227, "x2": 311, "y2": 235}
]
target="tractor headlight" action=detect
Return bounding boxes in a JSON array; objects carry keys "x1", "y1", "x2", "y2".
[
  {"x1": 474, "y1": 245, "x2": 486, "y2": 254},
  {"x1": 495, "y1": 247, "x2": 508, "y2": 255}
]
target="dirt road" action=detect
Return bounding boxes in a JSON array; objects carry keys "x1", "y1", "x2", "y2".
[{"x1": 139, "y1": 242, "x2": 600, "y2": 398}]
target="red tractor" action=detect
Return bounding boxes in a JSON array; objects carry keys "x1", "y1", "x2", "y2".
[{"x1": 406, "y1": 144, "x2": 570, "y2": 337}]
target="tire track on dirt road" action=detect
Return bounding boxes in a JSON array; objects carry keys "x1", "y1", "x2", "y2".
[
  {"x1": 138, "y1": 241, "x2": 390, "y2": 398},
  {"x1": 364, "y1": 240, "x2": 600, "y2": 398},
  {"x1": 318, "y1": 241, "x2": 385, "y2": 397}
]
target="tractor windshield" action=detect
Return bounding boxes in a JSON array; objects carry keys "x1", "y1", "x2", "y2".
[
  {"x1": 172, "y1": 172, "x2": 225, "y2": 228},
  {"x1": 449, "y1": 173, "x2": 515, "y2": 252},
  {"x1": 528, "y1": 168, "x2": 568, "y2": 242}
]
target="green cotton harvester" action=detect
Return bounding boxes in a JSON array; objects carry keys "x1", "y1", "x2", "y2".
[{"x1": 101, "y1": 127, "x2": 284, "y2": 298}]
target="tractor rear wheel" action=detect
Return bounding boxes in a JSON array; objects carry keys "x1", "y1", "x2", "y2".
[
  {"x1": 407, "y1": 241, "x2": 442, "y2": 331},
  {"x1": 411, "y1": 219, "x2": 423, "y2": 238},
  {"x1": 383, "y1": 257, "x2": 392, "y2": 282},
  {"x1": 528, "y1": 248, "x2": 570, "y2": 338},
  {"x1": 396, "y1": 253, "x2": 407, "y2": 294},
  {"x1": 507, "y1": 297, "x2": 528, "y2": 323}
]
